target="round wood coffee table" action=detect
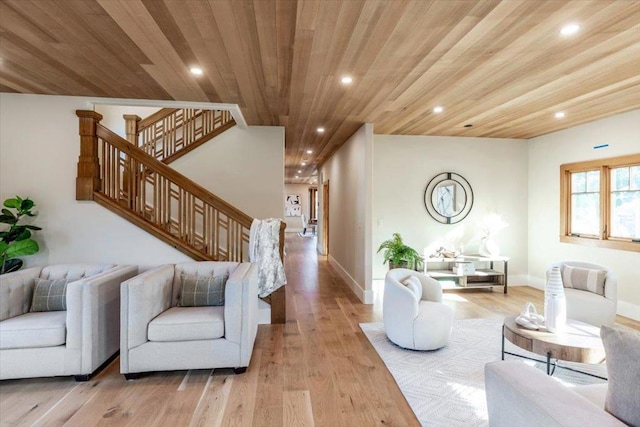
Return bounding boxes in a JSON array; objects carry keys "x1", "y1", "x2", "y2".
[{"x1": 502, "y1": 315, "x2": 606, "y2": 379}]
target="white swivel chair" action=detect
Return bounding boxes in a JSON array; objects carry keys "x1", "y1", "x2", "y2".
[
  {"x1": 547, "y1": 261, "x2": 617, "y2": 327},
  {"x1": 383, "y1": 268, "x2": 454, "y2": 350},
  {"x1": 0, "y1": 264, "x2": 138, "y2": 380},
  {"x1": 120, "y1": 261, "x2": 259, "y2": 379}
]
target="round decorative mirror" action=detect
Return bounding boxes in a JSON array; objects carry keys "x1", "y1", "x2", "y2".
[{"x1": 424, "y1": 172, "x2": 473, "y2": 224}]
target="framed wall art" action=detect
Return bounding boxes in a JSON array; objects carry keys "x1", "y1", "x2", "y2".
[{"x1": 285, "y1": 194, "x2": 302, "y2": 216}]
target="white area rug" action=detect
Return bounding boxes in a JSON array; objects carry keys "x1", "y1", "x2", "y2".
[{"x1": 360, "y1": 318, "x2": 607, "y2": 427}]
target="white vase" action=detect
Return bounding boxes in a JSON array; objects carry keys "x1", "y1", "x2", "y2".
[
  {"x1": 544, "y1": 266, "x2": 566, "y2": 333},
  {"x1": 479, "y1": 237, "x2": 499, "y2": 257}
]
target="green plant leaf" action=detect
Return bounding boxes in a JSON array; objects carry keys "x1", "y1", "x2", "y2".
[
  {"x1": 16, "y1": 229, "x2": 31, "y2": 241},
  {"x1": 1, "y1": 209, "x2": 15, "y2": 218},
  {"x1": 5, "y1": 239, "x2": 39, "y2": 258},
  {"x1": 20, "y1": 199, "x2": 34, "y2": 211},
  {"x1": 0, "y1": 258, "x2": 22, "y2": 275},
  {"x1": 4, "y1": 227, "x2": 24, "y2": 242},
  {"x1": 0, "y1": 241, "x2": 8, "y2": 254},
  {"x1": 0, "y1": 215, "x2": 18, "y2": 224},
  {"x1": 24, "y1": 225, "x2": 42, "y2": 230},
  {"x1": 3, "y1": 198, "x2": 21, "y2": 209}
]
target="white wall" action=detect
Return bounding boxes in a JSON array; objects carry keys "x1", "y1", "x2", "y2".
[
  {"x1": 528, "y1": 110, "x2": 640, "y2": 320},
  {"x1": 0, "y1": 93, "x2": 284, "y2": 270},
  {"x1": 319, "y1": 124, "x2": 374, "y2": 303},
  {"x1": 283, "y1": 184, "x2": 312, "y2": 232},
  {"x1": 373, "y1": 135, "x2": 529, "y2": 284},
  {"x1": 170, "y1": 126, "x2": 284, "y2": 220},
  {"x1": 96, "y1": 105, "x2": 159, "y2": 137}
]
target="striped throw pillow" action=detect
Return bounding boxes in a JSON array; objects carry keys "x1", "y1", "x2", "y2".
[
  {"x1": 178, "y1": 273, "x2": 229, "y2": 307},
  {"x1": 30, "y1": 278, "x2": 71, "y2": 312},
  {"x1": 562, "y1": 265, "x2": 606, "y2": 296}
]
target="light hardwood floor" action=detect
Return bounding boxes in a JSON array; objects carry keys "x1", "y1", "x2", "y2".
[{"x1": 1, "y1": 234, "x2": 638, "y2": 426}]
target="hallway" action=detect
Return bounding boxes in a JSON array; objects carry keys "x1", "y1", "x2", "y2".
[{"x1": 265, "y1": 233, "x2": 417, "y2": 425}]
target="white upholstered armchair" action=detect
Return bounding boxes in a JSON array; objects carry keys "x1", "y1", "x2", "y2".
[
  {"x1": 120, "y1": 261, "x2": 259, "y2": 379},
  {"x1": 547, "y1": 261, "x2": 617, "y2": 327},
  {"x1": 383, "y1": 268, "x2": 454, "y2": 350},
  {"x1": 0, "y1": 264, "x2": 138, "y2": 381}
]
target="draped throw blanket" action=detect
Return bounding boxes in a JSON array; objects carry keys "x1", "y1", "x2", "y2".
[{"x1": 249, "y1": 218, "x2": 287, "y2": 298}]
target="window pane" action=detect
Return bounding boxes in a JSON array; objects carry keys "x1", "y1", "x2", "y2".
[
  {"x1": 572, "y1": 172, "x2": 586, "y2": 193},
  {"x1": 611, "y1": 167, "x2": 629, "y2": 191},
  {"x1": 571, "y1": 193, "x2": 599, "y2": 235},
  {"x1": 610, "y1": 190, "x2": 640, "y2": 239},
  {"x1": 586, "y1": 170, "x2": 600, "y2": 192},
  {"x1": 630, "y1": 166, "x2": 640, "y2": 191}
]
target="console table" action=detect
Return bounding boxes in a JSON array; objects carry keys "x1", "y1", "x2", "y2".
[{"x1": 423, "y1": 254, "x2": 509, "y2": 293}]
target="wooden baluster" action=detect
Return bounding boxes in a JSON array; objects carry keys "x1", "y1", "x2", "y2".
[{"x1": 76, "y1": 110, "x2": 103, "y2": 200}]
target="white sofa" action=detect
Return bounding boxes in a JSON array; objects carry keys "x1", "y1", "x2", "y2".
[
  {"x1": 0, "y1": 264, "x2": 138, "y2": 380},
  {"x1": 383, "y1": 268, "x2": 454, "y2": 350},
  {"x1": 486, "y1": 325, "x2": 640, "y2": 427},
  {"x1": 547, "y1": 261, "x2": 617, "y2": 327},
  {"x1": 485, "y1": 361, "x2": 624, "y2": 427},
  {"x1": 120, "y1": 262, "x2": 259, "y2": 378}
]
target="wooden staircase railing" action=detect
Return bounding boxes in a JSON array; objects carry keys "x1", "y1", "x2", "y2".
[
  {"x1": 124, "y1": 108, "x2": 236, "y2": 164},
  {"x1": 76, "y1": 110, "x2": 285, "y2": 323}
]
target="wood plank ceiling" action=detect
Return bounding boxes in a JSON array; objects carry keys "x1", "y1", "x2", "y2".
[{"x1": 1, "y1": 0, "x2": 639, "y2": 183}]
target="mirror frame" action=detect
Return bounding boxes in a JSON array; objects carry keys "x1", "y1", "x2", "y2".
[{"x1": 423, "y1": 172, "x2": 474, "y2": 224}]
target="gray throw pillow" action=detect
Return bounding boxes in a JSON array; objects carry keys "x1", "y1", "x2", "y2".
[
  {"x1": 30, "y1": 278, "x2": 71, "y2": 312},
  {"x1": 562, "y1": 265, "x2": 606, "y2": 296},
  {"x1": 179, "y1": 273, "x2": 229, "y2": 307},
  {"x1": 600, "y1": 325, "x2": 640, "y2": 426}
]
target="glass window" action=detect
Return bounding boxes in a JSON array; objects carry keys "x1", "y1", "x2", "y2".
[
  {"x1": 560, "y1": 154, "x2": 640, "y2": 252},
  {"x1": 610, "y1": 166, "x2": 640, "y2": 239},
  {"x1": 570, "y1": 170, "x2": 599, "y2": 236}
]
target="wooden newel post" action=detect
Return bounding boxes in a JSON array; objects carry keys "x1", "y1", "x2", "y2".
[
  {"x1": 123, "y1": 115, "x2": 141, "y2": 208},
  {"x1": 76, "y1": 110, "x2": 103, "y2": 200},
  {"x1": 123, "y1": 114, "x2": 141, "y2": 145},
  {"x1": 270, "y1": 221, "x2": 287, "y2": 324}
]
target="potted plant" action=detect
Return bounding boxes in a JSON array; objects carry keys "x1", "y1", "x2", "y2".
[
  {"x1": 377, "y1": 233, "x2": 421, "y2": 270},
  {"x1": 0, "y1": 196, "x2": 42, "y2": 274}
]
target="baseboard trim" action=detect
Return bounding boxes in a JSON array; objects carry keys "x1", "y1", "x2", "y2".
[
  {"x1": 507, "y1": 275, "x2": 528, "y2": 286},
  {"x1": 328, "y1": 255, "x2": 373, "y2": 304},
  {"x1": 618, "y1": 301, "x2": 640, "y2": 322}
]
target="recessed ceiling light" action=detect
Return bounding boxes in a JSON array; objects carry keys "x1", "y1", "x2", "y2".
[
  {"x1": 560, "y1": 23, "x2": 580, "y2": 36},
  {"x1": 317, "y1": 127, "x2": 325, "y2": 133},
  {"x1": 341, "y1": 76, "x2": 353, "y2": 85},
  {"x1": 301, "y1": 162, "x2": 306, "y2": 166},
  {"x1": 306, "y1": 149, "x2": 313, "y2": 154},
  {"x1": 190, "y1": 67, "x2": 203, "y2": 75},
  {"x1": 295, "y1": 175, "x2": 299, "y2": 179},
  {"x1": 297, "y1": 170, "x2": 302, "y2": 173},
  {"x1": 433, "y1": 106, "x2": 444, "y2": 114},
  {"x1": 555, "y1": 111, "x2": 566, "y2": 119}
]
